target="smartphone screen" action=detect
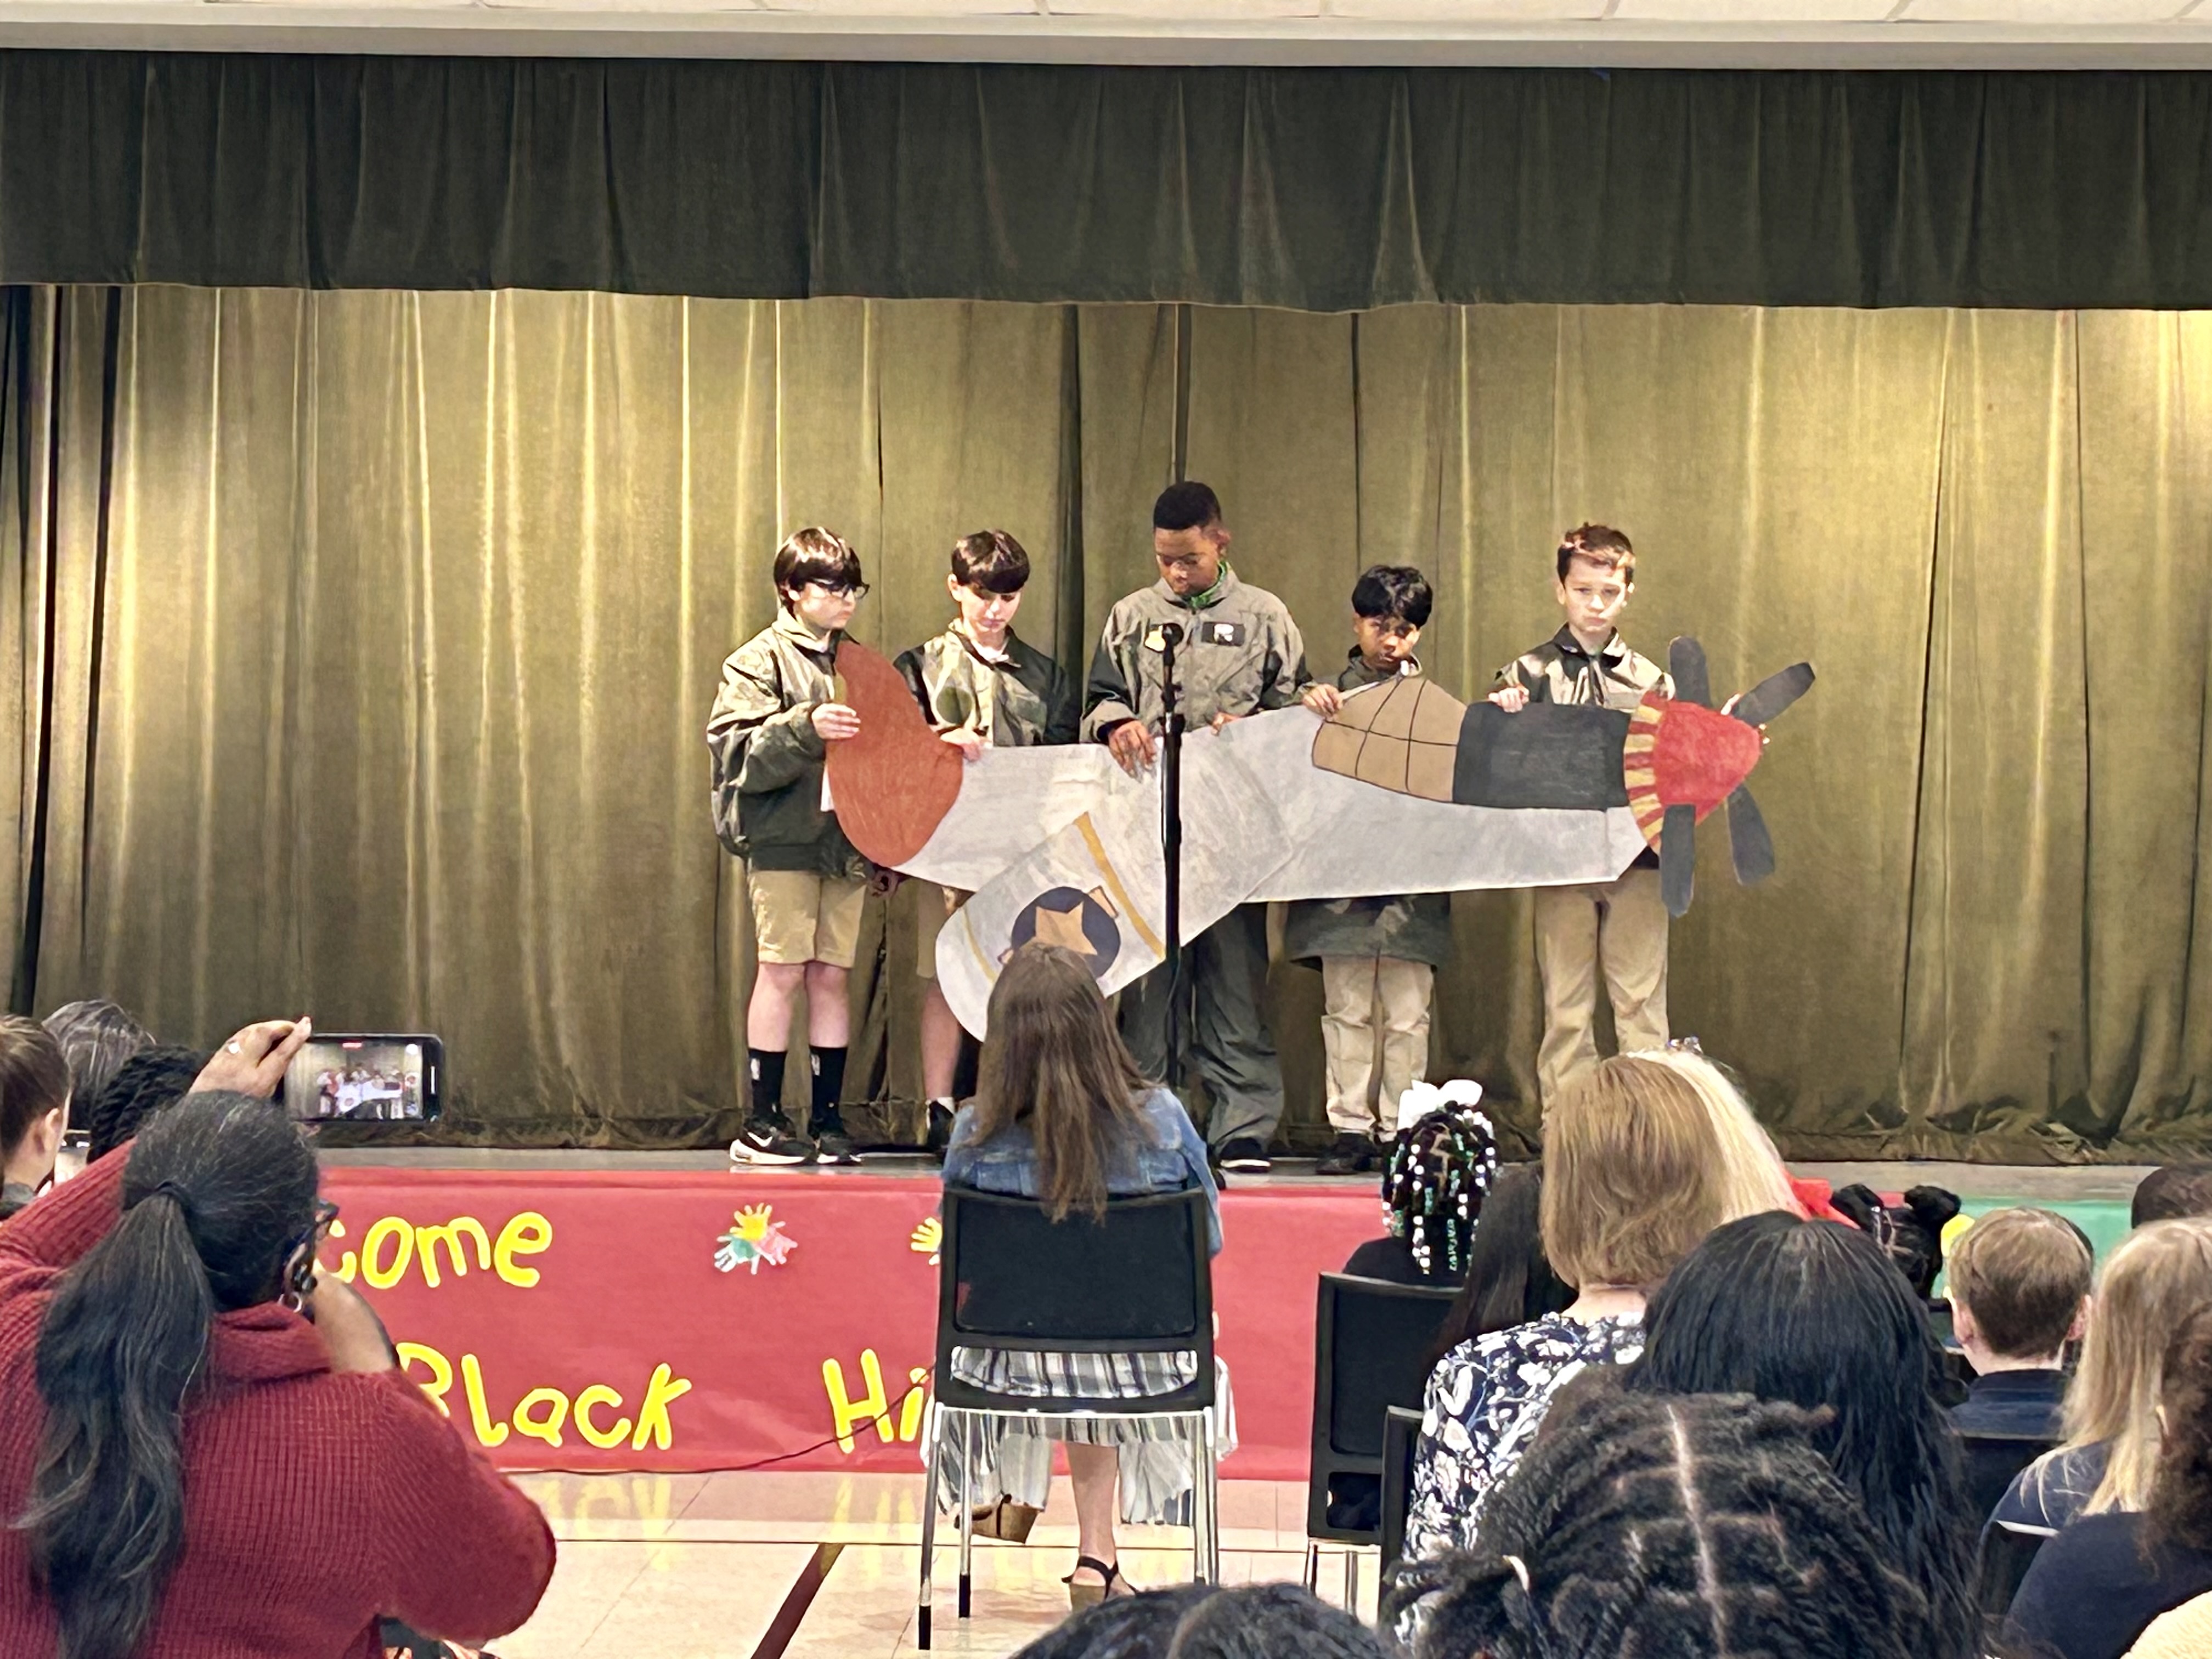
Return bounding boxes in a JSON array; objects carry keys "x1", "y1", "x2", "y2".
[{"x1": 283, "y1": 1036, "x2": 441, "y2": 1123}]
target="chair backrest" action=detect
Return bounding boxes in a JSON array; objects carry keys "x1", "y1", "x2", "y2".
[
  {"x1": 1977, "y1": 1519, "x2": 2054, "y2": 1618},
  {"x1": 1380, "y1": 1405, "x2": 1424, "y2": 1569},
  {"x1": 1960, "y1": 1430, "x2": 2059, "y2": 1529},
  {"x1": 1305, "y1": 1273, "x2": 1459, "y2": 1543},
  {"x1": 933, "y1": 1185, "x2": 1215, "y2": 1413}
]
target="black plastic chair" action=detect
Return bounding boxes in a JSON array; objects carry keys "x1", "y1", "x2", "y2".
[
  {"x1": 1960, "y1": 1429, "x2": 2059, "y2": 1527},
  {"x1": 1379, "y1": 1405, "x2": 1423, "y2": 1572},
  {"x1": 1978, "y1": 1519, "x2": 2055, "y2": 1621},
  {"x1": 918, "y1": 1186, "x2": 1218, "y2": 1650},
  {"x1": 1301, "y1": 1273, "x2": 1457, "y2": 1605}
]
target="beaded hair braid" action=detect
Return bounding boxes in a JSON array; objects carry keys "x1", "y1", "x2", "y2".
[
  {"x1": 1387, "y1": 1391, "x2": 1934, "y2": 1659},
  {"x1": 1383, "y1": 1105, "x2": 1500, "y2": 1279}
]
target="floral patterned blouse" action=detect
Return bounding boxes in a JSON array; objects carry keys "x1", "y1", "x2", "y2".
[{"x1": 1401, "y1": 1311, "x2": 1645, "y2": 1562}]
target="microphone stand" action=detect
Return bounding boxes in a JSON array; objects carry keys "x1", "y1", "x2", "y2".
[{"x1": 1156, "y1": 623, "x2": 1187, "y2": 1058}]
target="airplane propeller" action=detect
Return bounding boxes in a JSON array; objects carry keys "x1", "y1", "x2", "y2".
[{"x1": 1656, "y1": 637, "x2": 1814, "y2": 917}]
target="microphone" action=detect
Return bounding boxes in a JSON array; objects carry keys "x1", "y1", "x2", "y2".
[{"x1": 1158, "y1": 623, "x2": 1184, "y2": 647}]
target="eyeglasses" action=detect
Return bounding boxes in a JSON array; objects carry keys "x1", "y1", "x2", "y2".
[
  {"x1": 1665, "y1": 1035, "x2": 1703, "y2": 1054},
  {"x1": 808, "y1": 580, "x2": 870, "y2": 601},
  {"x1": 311, "y1": 1198, "x2": 340, "y2": 1240}
]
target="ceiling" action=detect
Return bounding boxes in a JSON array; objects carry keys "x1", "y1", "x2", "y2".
[{"x1": 0, "y1": 0, "x2": 2206, "y2": 66}]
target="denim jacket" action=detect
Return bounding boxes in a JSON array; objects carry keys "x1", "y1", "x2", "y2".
[{"x1": 942, "y1": 1086, "x2": 1222, "y2": 1256}]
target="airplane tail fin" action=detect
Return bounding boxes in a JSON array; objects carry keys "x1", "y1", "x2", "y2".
[{"x1": 825, "y1": 641, "x2": 966, "y2": 868}]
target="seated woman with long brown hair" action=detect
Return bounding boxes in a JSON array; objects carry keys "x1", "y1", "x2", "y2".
[{"x1": 937, "y1": 944, "x2": 1223, "y2": 1609}]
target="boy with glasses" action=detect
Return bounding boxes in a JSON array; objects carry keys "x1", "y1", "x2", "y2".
[{"x1": 709, "y1": 528, "x2": 871, "y2": 1166}]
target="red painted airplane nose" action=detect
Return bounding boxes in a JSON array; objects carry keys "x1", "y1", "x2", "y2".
[{"x1": 1624, "y1": 692, "x2": 1765, "y2": 850}]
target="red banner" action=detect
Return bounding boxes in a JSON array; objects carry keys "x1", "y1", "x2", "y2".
[{"x1": 318, "y1": 1168, "x2": 1378, "y2": 1481}]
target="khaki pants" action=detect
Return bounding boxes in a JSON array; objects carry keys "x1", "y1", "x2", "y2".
[
  {"x1": 1319, "y1": 956, "x2": 1433, "y2": 1136},
  {"x1": 1533, "y1": 867, "x2": 1669, "y2": 1111}
]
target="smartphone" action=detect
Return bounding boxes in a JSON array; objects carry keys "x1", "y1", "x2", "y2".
[{"x1": 281, "y1": 1035, "x2": 443, "y2": 1124}]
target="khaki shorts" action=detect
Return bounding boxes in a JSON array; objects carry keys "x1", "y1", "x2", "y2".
[
  {"x1": 916, "y1": 883, "x2": 972, "y2": 980},
  {"x1": 748, "y1": 870, "x2": 868, "y2": 968}
]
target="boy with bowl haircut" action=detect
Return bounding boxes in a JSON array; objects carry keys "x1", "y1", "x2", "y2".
[
  {"x1": 895, "y1": 529, "x2": 1080, "y2": 1150},
  {"x1": 1287, "y1": 566, "x2": 1454, "y2": 1175},
  {"x1": 708, "y1": 527, "x2": 871, "y2": 1167},
  {"x1": 1488, "y1": 524, "x2": 1673, "y2": 1111},
  {"x1": 1946, "y1": 1206, "x2": 2093, "y2": 1441}
]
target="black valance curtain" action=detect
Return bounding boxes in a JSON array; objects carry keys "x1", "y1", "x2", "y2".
[{"x1": 2, "y1": 51, "x2": 2210, "y2": 309}]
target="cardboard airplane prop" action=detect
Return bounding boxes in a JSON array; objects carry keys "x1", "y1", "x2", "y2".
[{"x1": 824, "y1": 636, "x2": 1812, "y2": 1035}]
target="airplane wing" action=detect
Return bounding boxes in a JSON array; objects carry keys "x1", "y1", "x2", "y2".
[{"x1": 929, "y1": 697, "x2": 1644, "y2": 1036}]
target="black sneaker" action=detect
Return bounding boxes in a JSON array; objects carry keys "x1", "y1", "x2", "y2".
[
  {"x1": 1217, "y1": 1137, "x2": 1272, "y2": 1175},
  {"x1": 926, "y1": 1102, "x2": 958, "y2": 1161},
  {"x1": 730, "y1": 1115, "x2": 815, "y2": 1166},
  {"x1": 810, "y1": 1112, "x2": 860, "y2": 1167},
  {"x1": 1315, "y1": 1133, "x2": 1379, "y2": 1176}
]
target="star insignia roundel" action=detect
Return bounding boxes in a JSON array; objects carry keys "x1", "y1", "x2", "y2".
[{"x1": 1007, "y1": 885, "x2": 1122, "y2": 979}]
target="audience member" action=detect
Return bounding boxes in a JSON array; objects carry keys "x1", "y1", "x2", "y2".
[
  {"x1": 1401, "y1": 1055, "x2": 1737, "y2": 1559},
  {"x1": 0, "y1": 1018, "x2": 71, "y2": 1221},
  {"x1": 2124, "y1": 1590, "x2": 2212, "y2": 1658},
  {"x1": 38, "y1": 998, "x2": 151, "y2": 1125},
  {"x1": 1997, "y1": 1217, "x2": 2212, "y2": 1532},
  {"x1": 1647, "y1": 1042, "x2": 1854, "y2": 1222},
  {"x1": 1947, "y1": 1206, "x2": 2092, "y2": 1439},
  {"x1": 938, "y1": 945, "x2": 1223, "y2": 1605},
  {"x1": 1423, "y1": 1164, "x2": 1573, "y2": 1369},
  {"x1": 1387, "y1": 1392, "x2": 1931, "y2": 1659},
  {"x1": 1831, "y1": 1182, "x2": 1963, "y2": 1300},
  {"x1": 2006, "y1": 1306, "x2": 2212, "y2": 1659},
  {"x1": 2132, "y1": 1165, "x2": 2212, "y2": 1228},
  {"x1": 1619, "y1": 1210, "x2": 1980, "y2": 1659},
  {"x1": 0, "y1": 1019, "x2": 554, "y2": 1654},
  {"x1": 1340, "y1": 1101, "x2": 1498, "y2": 1287},
  {"x1": 84, "y1": 1043, "x2": 209, "y2": 1163},
  {"x1": 1014, "y1": 1583, "x2": 1386, "y2": 1658}
]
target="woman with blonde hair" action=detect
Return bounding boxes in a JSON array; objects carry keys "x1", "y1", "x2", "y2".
[
  {"x1": 1401, "y1": 1054, "x2": 1745, "y2": 1561},
  {"x1": 1997, "y1": 1216, "x2": 2212, "y2": 1532},
  {"x1": 1645, "y1": 1041, "x2": 1858, "y2": 1223},
  {"x1": 935, "y1": 944, "x2": 1222, "y2": 1606}
]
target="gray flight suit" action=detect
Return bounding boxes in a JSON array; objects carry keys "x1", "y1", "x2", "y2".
[{"x1": 1083, "y1": 566, "x2": 1311, "y2": 1152}]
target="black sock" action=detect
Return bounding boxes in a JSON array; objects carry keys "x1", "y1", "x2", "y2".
[
  {"x1": 748, "y1": 1049, "x2": 787, "y2": 1121},
  {"x1": 810, "y1": 1046, "x2": 848, "y2": 1131}
]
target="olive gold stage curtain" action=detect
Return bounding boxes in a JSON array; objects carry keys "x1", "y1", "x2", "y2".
[
  {"x1": 4, "y1": 54, "x2": 2212, "y2": 312},
  {"x1": 5, "y1": 286, "x2": 2211, "y2": 1161}
]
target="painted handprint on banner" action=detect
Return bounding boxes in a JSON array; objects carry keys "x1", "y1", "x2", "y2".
[{"x1": 715, "y1": 1205, "x2": 798, "y2": 1276}]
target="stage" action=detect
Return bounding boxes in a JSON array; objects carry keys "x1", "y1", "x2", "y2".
[{"x1": 317, "y1": 1149, "x2": 2147, "y2": 1483}]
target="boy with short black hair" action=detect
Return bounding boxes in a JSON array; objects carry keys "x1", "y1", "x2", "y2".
[
  {"x1": 709, "y1": 527, "x2": 871, "y2": 1166},
  {"x1": 1288, "y1": 566, "x2": 1454, "y2": 1174},
  {"x1": 895, "y1": 529, "x2": 1079, "y2": 1149},
  {"x1": 1488, "y1": 524, "x2": 1672, "y2": 1111},
  {"x1": 1947, "y1": 1206, "x2": 2093, "y2": 1440}
]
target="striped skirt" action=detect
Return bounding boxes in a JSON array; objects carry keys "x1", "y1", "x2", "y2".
[{"x1": 929, "y1": 1345, "x2": 1236, "y2": 1526}]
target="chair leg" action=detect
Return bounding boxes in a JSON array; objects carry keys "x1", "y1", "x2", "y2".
[
  {"x1": 918, "y1": 1408, "x2": 943, "y2": 1651},
  {"x1": 1344, "y1": 1548, "x2": 1359, "y2": 1616},
  {"x1": 957, "y1": 1413, "x2": 975, "y2": 1621},
  {"x1": 1304, "y1": 1542, "x2": 1318, "y2": 1592},
  {"x1": 1197, "y1": 1410, "x2": 1220, "y2": 1586}
]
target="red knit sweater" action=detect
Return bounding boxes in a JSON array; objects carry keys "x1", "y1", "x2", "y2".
[{"x1": 0, "y1": 1153, "x2": 556, "y2": 1657}]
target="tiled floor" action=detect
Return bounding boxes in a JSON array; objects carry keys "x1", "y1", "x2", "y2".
[{"x1": 495, "y1": 1472, "x2": 1366, "y2": 1659}]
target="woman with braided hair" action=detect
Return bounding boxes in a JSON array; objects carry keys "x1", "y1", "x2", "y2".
[
  {"x1": 1385, "y1": 1391, "x2": 1932, "y2": 1659},
  {"x1": 1341, "y1": 1099, "x2": 1500, "y2": 1288}
]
